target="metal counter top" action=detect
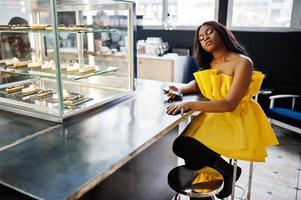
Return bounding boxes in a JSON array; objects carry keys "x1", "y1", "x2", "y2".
[{"x1": 0, "y1": 79, "x2": 198, "y2": 200}]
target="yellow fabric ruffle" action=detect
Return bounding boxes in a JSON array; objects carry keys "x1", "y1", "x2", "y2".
[
  {"x1": 191, "y1": 167, "x2": 223, "y2": 193},
  {"x1": 183, "y1": 69, "x2": 278, "y2": 162}
]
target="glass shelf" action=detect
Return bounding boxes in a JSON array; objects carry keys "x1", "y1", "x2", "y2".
[
  {"x1": 0, "y1": 66, "x2": 119, "y2": 81},
  {"x1": 0, "y1": 28, "x2": 117, "y2": 34}
]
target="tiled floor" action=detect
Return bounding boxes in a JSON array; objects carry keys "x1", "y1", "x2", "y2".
[{"x1": 228, "y1": 125, "x2": 301, "y2": 200}]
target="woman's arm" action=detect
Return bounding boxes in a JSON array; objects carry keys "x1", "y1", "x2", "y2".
[
  {"x1": 166, "y1": 80, "x2": 199, "y2": 100},
  {"x1": 167, "y1": 58, "x2": 253, "y2": 115},
  {"x1": 179, "y1": 80, "x2": 199, "y2": 95}
]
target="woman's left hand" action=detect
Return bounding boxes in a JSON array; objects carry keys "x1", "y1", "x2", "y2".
[{"x1": 166, "y1": 102, "x2": 190, "y2": 115}]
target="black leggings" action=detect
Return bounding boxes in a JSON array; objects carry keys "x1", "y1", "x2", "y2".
[{"x1": 172, "y1": 136, "x2": 220, "y2": 170}]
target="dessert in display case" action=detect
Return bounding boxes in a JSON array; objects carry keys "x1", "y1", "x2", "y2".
[{"x1": 0, "y1": 0, "x2": 135, "y2": 122}]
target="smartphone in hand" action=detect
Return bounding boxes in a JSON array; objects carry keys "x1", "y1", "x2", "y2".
[{"x1": 163, "y1": 86, "x2": 183, "y2": 100}]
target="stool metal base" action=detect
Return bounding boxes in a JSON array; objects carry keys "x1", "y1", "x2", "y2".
[
  {"x1": 172, "y1": 193, "x2": 215, "y2": 200},
  {"x1": 229, "y1": 160, "x2": 254, "y2": 200}
]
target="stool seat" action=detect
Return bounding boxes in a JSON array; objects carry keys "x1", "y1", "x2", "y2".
[{"x1": 168, "y1": 166, "x2": 224, "y2": 199}]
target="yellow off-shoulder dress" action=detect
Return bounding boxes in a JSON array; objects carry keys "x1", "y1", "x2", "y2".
[{"x1": 183, "y1": 69, "x2": 279, "y2": 162}]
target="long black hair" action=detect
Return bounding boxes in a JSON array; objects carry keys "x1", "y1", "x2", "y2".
[
  {"x1": 7, "y1": 17, "x2": 31, "y2": 59},
  {"x1": 193, "y1": 21, "x2": 247, "y2": 69}
]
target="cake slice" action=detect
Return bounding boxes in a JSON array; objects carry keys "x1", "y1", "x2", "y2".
[
  {"x1": 41, "y1": 60, "x2": 54, "y2": 70},
  {"x1": 13, "y1": 60, "x2": 31, "y2": 69},
  {"x1": 5, "y1": 57, "x2": 19, "y2": 66},
  {"x1": 51, "y1": 63, "x2": 67, "y2": 71},
  {"x1": 67, "y1": 25, "x2": 86, "y2": 31},
  {"x1": 36, "y1": 90, "x2": 53, "y2": 100},
  {"x1": 6, "y1": 84, "x2": 24, "y2": 94},
  {"x1": 64, "y1": 95, "x2": 85, "y2": 107},
  {"x1": 30, "y1": 24, "x2": 50, "y2": 30},
  {"x1": 0, "y1": 59, "x2": 10, "y2": 65},
  {"x1": 21, "y1": 84, "x2": 38, "y2": 96},
  {"x1": 79, "y1": 66, "x2": 96, "y2": 74},
  {"x1": 28, "y1": 61, "x2": 42, "y2": 69},
  {"x1": 53, "y1": 89, "x2": 70, "y2": 100},
  {"x1": 0, "y1": 25, "x2": 11, "y2": 30},
  {"x1": 66, "y1": 63, "x2": 80, "y2": 72},
  {"x1": 12, "y1": 24, "x2": 30, "y2": 30}
]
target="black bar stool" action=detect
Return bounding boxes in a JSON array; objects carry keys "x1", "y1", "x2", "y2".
[{"x1": 168, "y1": 165, "x2": 224, "y2": 200}]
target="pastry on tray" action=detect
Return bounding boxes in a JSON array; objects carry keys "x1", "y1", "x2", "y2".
[
  {"x1": 45, "y1": 25, "x2": 65, "y2": 31},
  {"x1": 79, "y1": 66, "x2": 96, "y2": 74},
  {"x1": 13, "y1": 60, "x2": 31, "y2": 69},
  {"x1": 58, "y1": 25, "x2": 66, "y2": 30},
  {"x1": 35, "y1": 90, "x2": 53, "y2": 100},
  {"x1": 66, "y1": 25, "x2": 86, "y2": 31},
  {"x1": 41, "y1": 60, "x2": 55, "y2": 70},
  {"x1": 53, "y1": 89, "x2": 70, "y2": 100},
  {"x1": 64, "y1": 95, "x2": 85, "y2": 107},
  {"x1": 66, "y1": 63, "x2": 80, "y2": 72},
  {"x1": 5, "y1": 84, "x2": 25, "y2": 94},
  {"x1": 28, "y1": 61, "x2": 42, "y2": 69},
  {"x1": 0, "y1": 59, "x2": 10, "y2": 65},
  {"x1": 21, "y1": 84, "x2": 38, "y2": 96},
  {"x1": 51, "y1": 63, "x2": 67, "y2": 71},
  {"x1": 5, "y1": 57, "x2": 20, "y2": 66},
  {"x1": 12, "y1": 24, "x2": 31, "y2": 30},
  {"x1": 30, "y1": 24, "x2": 50, "y2": 30},
  {"x1": 0, "y1": 25, "x2": 11, "y2": 30},
  {"x1": 45, "y1": 26, "x2": 52, "y2": 31}
]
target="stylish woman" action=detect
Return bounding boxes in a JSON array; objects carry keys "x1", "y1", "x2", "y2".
[{"x1": 166, "y1": 21, "x2": 278, "y2": 199}]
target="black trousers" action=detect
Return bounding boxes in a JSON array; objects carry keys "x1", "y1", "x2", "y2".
[
  {"x1": 172, "y1": 136, "x2": 221, "y2": 170},
  {"x1": 172, "y1": 136, "x2": 239, "y2": 200}
]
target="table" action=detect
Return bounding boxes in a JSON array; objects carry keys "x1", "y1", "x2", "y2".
[{"x1": 0, "y1": 79, "x2": 199, "y2": 200}]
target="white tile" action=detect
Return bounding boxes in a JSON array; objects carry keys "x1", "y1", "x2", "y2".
[
  {"x1": 252, "y1": 162, "x2": 299, "y2": 187},
  {"x1": 248, "y1": 178, "x2": 297, "y2": 200}
]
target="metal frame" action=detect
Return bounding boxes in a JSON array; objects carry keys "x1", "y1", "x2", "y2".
[
  {"x1": 0, "y1": 0, "x2": 136, "y2": 122},
  {"x1": 229, "y1": 160, "x2": 254, "y2": 200}
]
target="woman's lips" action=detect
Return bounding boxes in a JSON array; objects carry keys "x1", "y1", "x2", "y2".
[{"x1": 206, "y1": 41, "x2": 212, "y2": 46}]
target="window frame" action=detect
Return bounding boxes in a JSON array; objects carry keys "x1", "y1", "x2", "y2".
[
  {"x1": 227, "y1": 0, "x2": 301, "y2": 32},
  {"x1": 138, "y1": 0, "x2": 219, "y2": 30}
]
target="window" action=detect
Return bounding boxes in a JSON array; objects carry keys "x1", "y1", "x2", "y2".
[
  {"x1": 133, "y1": 0, "x2": 218, "y2": 29},
  {"x1": 135, "y1": 0, "x2": 163, "y2": 26},
  {"x1": 166, "y1": 0, "x2": 217, "y2": 28},
  {"x1": 228, "y1": 0, "x2": 294, "y2": 30}
]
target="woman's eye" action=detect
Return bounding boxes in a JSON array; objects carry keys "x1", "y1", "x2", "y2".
[
  {"x1": 207, "y1": 30, "x2": 213, "y2": 35},
  {"x1": 199, "y1": 36, "x2": 205, "y2": 41}
]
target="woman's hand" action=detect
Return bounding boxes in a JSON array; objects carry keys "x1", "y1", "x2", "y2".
[
  {"x1": 164, "y1": 85, "x2": 183, "y2": 101},
  {"x1": 166, "y1": 102, "x2": 190, "y2": 115}
]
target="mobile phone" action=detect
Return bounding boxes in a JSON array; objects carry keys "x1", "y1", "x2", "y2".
[
  {"x1": 163, "y1": 86, "x2": 170, "y2": 94},
  {"x1": 163, "y1": 86, "x2": 183, "y2": 100}
]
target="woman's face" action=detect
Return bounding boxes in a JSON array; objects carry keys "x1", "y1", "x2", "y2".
[
  {"x1": 8, "y1": 35, "x2": 21, "y2": 47},
  {"x1": 198, "y1": 25, "x2": 223, "y2": 53}
]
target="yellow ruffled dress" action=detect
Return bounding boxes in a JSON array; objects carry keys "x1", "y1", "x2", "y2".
[{"x1": 183, "y1": 69, "x2": 279, "y2": 162}]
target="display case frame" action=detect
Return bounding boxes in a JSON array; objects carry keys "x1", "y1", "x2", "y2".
[{"x1": 0, "y1": 0, "x2": 136, "y2": 122}]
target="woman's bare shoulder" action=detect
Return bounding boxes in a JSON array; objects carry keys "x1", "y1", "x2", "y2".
[
  {"x1": 232, "y1": 54, "x2": 253, "y2": 76},
  {"x1": 237, "y1": 54, "x2": 253, "y2": 66}
]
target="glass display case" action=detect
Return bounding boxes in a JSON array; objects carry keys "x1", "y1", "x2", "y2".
[{"x1": 0, "y1": 0, "x2": 135, "y2": 122}]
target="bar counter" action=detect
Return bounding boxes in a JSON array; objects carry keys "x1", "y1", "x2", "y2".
[{"x1": 0, "y1": 79, "x2": 199, "y2": 200}]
